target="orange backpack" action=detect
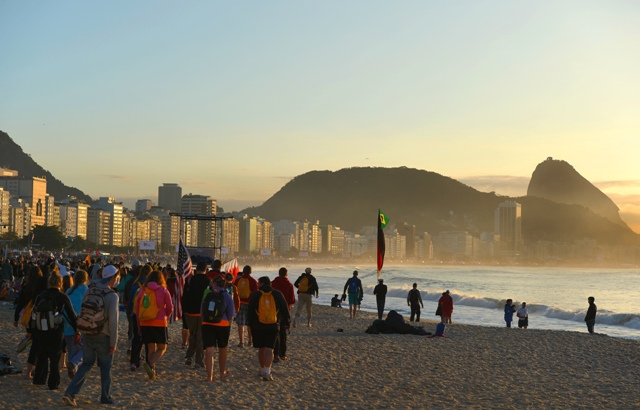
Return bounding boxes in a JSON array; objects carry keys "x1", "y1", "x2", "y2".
[{"x1": 257, "y1": 291, "x2": 278, "y2": 325}]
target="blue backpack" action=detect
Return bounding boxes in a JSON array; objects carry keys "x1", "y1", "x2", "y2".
[
  {"x1": 435, "y1": 322, "x2": 446, "y2": 336},
  {"x1": 348, "y1": 278, "x2": 360, "y2": 294}
]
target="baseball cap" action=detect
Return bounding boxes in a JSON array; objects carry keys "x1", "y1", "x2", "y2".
[{"x1": 101, "y1": 265, "x2": 118, "y2": 282}]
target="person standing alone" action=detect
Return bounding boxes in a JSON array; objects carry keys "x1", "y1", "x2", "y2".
[
  {"x1": 585, "y1": 296, "x2": 597, "y2": 334},
  {"x1": 373, "y1": 278, "x2": 387, "y2": 320},
  {"x1": 343, "y1": 270, "x2": 363, "y2": 319},
  {"x1": 293, "y1": 268, "x2": 319, "y2": 328},
  {"x1": 407, "y1": 283, "x2": 423, "y2": 322}
]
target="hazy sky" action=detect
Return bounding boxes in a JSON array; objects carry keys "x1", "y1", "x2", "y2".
[{"x1": 1, "y1": 1, "x2": 639, "y2": 229}]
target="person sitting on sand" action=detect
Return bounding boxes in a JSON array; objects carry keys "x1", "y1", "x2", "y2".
[
  {"x1": 517, "y1": 302, "x2": 528, "y2": 329},
  {"x1": 331, "y1": 294, "x2": 342, "y2": 308},
  {"x1": 293, "y1": 267, "x2": 319, "y2": 327},
  {"x1": 343, "y1": 270, "x2": 363, "y2": 319},
  {"x1": 504, "y1": 298, "x2": 516, "y2": 328}
]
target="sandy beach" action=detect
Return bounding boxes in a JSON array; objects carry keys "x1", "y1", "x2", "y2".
[{"x1": 1, "y1": 301, "x2": 638, "y2": 409}]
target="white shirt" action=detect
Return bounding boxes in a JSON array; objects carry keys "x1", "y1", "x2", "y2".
[{"x1": 517, "y1": 307, "x2": 528, "y2": 319}]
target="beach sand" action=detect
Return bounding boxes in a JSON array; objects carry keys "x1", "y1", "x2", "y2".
[{"x1": 1, "y1": 302, "x2": 638, "y2": 409}]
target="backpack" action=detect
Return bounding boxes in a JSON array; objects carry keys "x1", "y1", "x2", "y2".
[
  {"x1": 434, "y1": 322, "x2": 446, "y2": 336},
  {"x1": 201, "y1": 288, "x2": 226, "y2": 323},
  {"x1": 298, "y1": 275, "x2": 309, "y2": 293},
  {"x1": 257, "y1": 290, "x2": 278, "y2": 325},
  {"x1": 77, "y1": 284, "x2": 113, "y2": 335},
  {"x1": 237, "y1": 276, "x2": 251, "y2": 299},
  {"x1": 138, "y1": 287, "x2": 160, "y2": 321},
  {"x1": 348, "y1": 278, "x2": 359, "y2": 294},
  {"x1": 31, "y1": 292, "x2": 64, "y2": 331}
]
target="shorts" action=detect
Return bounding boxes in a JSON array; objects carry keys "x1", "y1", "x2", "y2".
[
  {"x1": 202, "y1": 325, "x2": 231, "y2": 349},
  {"x1": 251, "y1": 328, "x2": 278, "y2": 349},
  {"x1": 518, "y1": 319, "x2": 528, "y2": 328},
  {"x1": 141, "y1": 326, "x2": 168, "y2": 344},
  {"x1": 295, "y1": 293, "x2": 313, "y2": 318},
  {"x1": 348, "y1": 293, "x2": 359, "y2": 305},
  {"x1": 236, "y1": 304, "x2": 249, "y2": 326}
]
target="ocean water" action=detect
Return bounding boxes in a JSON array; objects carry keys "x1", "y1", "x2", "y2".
[{"x1": 253, "y1": 265, "x2": 640, "y2": 340}]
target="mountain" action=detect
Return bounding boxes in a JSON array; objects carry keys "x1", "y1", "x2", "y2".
[
  {"x1": 244, "y1": 166, "x2": 639, "y2": 246},
  {"x1": 527, "y1": 157, "x2": 625, "y2": 227},
  {"x1": 0, "y1": 130, "x2": 91, "y2": 203}
]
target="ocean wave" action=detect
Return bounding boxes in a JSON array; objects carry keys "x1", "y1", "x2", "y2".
[{"x1": 378, "y1": 286, "x2": 640, "y2": 329}]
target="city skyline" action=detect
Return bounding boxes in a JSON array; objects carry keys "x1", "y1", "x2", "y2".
[{"x1": 1, "y1": 1, "x2": 638, "y2": 230}]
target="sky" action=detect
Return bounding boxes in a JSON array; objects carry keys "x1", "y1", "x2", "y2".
[{"x1": 1, "y1": 1, "x2": 639, "y2": 231}]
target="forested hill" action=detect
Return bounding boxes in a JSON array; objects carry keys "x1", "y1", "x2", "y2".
[
  {"x1": 0, "y1": 130, "x2": 91, "y2": 203},
  {"x1": 243, "y1": 166, "x2": 639, "y2": 246}
]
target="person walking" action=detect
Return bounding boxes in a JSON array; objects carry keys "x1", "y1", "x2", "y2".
[
  {"x1": 181, "y1": 261, "x2": 211, "y2": 367},
  {"x1": 517, "y1": 302, "x2": 529, "y2": 329},
  {"x1": 201, "y1": 276, "x2": 235, "y2": 382},
  {"x1": 407, "y1": 283, "x2": 423, "y2": 322},
  {"x1": 64, "y1": 270, "x2": 89, "y2": 379},
  {"x1": 438, "y1": 290, "x2": 454, "y2": 324},
  {"x1": 585, "y1": 296, "x2": 597, "y2": 334},
  {"x1": 504, "y1": 298, "x2": 516, "y2": 328},
  {"x1": 293, "y1": 267, "x2": 319, "y2": 328},
  {"x1": 271, "y1": 267, "x2": 295, "y2": 362},
  {"x1": 234, "y1": 265, "x2": 258, "y2": 347},
  {"x1": 63, "y1": 264, "x2": 119, "y2": 406},
  {"x1": 32, "y1": 272, "x2": 78, "y2": 390},
  {"x1": 135, "y1": 270, "x2": 173, "y2": 380},
  {"x1": 343, "y1": 270, "x2": 363, "y2": 319},
  {"x1": 247, "y1": 276, "x2": 290, "y2": 381},
  {"x1": 373, "y1": 278, "x2": 387, "y2": 320}
]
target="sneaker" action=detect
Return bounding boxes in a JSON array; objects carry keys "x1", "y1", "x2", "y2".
[
  {"x1": 16, "y1": 335, "x2": 32, "y2": 353},
  {"x1": 185, "y1": 358, "x2": 192, "y2": 366},
  {"x1": 62, "y1": 394, "x2": 77, "y2": 407},
  {"x1": 130, "y1": 364, "x2": 139, "y2": 372},
  {"x1": 143, "y1": 362, "x2": 155, "y2": 380},
  {"x1": 261, "y1": 372, "x2": 274, "y2": 381},
  {"x1": 280, "y1": 356, "x2": 289, "y2": 361}
]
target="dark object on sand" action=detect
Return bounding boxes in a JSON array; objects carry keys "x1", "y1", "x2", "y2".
[{"x1": 365, "y1": 310, "x2": 431, "y2": 336}]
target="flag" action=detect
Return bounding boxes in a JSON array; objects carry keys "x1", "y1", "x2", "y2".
[
  {"x1": 173, "y1": 238, "x2": 193, "y2": 321},
  {"x1": 377, "y1": 209, "x2": 388, "y2": 276},
  {"x1": 84, "y1": 253, "x2": 91, "y2": 268},
  {"x1": 222, "y1": 258, "x2": 239, "y2": 281}
]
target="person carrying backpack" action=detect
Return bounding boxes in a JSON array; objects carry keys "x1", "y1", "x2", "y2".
[
  {"x1": 182, "y1": 261, "x2": 211, "y2": 368},
  {"x1": 31, "y1": 272, "x2": 78, "y2": 390},
  {"x1": 134, "y1": 270, "x2": 173, "y2": 380},
  {"x1": 247, "y1": 276, "x2": 290, "y2": 381},
  {"x1": 63, "y1": 264, "x2": 119, "y2": 406},
  {"x1": 342, "y1": 270, "x2": 363, "y2": 319},
  {"x1": 201, "y1": 275, "x2": 235, "y2": 382},
  {"x1": 407, "y1": 283, "x2": 424, "y2": 322},
  {"x1": 292, "y1": 267, "x2": 319, "y2": 328},
  {"x1": 64, "y1": 270, "x2": 89, "y2": 379},
  {"x1": 126, "y1": 264, "x2": 150, "y2": 371},
  {"x1": 271, "y1": 267, "x2": 295, "y2": 362},
  {"x1": 233, "y1": 265, "x2": 258, "y2": 347}
]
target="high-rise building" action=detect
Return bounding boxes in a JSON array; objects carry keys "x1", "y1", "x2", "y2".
[
  {"x1": 94, "y1": 197, "x2": 124, "y2": 247},
  {"x1": 87, "y1": 208, "x2": 110, "y2": 246},
  {"x1": 158, "y1": 183, "x2": 182, "y2": 213},
  {"x1": 0, "y1": 175, "x2": 47, "y2": 228},
  {"x1": 0, "y1": 188, "x2": 10, "y2": 235},
  {"x1": 494, "y1": 201, "x2": 522, "y2": 258},
  {"x1": 150, "y1": 207, "x2": 180, "y2": 253},
  {"x1": 181, "y1": 194, "x2": 216, "y2": 247},
  {"x1": 58, "y1": 204, "x2": 78, "y2": 239},
  {"x1": 221, "y1": 218, "x2": 240, "y2": 255},
  {"x1": 135, "y1": 199, "x2": 155, "y2": 213},
  {"x1": 398, "y1": 222, "x2": 416, "y2": 258}
]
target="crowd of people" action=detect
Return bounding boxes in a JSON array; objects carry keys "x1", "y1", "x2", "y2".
[{"x1": 2, "y1": 253, "x2": 599, "y2": 406}]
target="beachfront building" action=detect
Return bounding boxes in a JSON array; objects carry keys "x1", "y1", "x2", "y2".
[
  {"x1": 135, "y1": 199, "x2": 155, "y2": 213},
  {"x1": 58, "y1": 199, "x2": 89, "y2": 240},
  {"x1": 494, "y1": 201, "x2": 522, "y2": 258},
  {"x1": 385, "y1": 230, "x2": 407, "y2": 260},
  {"x1": 432, "y1": 231, "x2": 475, "y2": 261},
  {"x1": 130, "y1": 215, "x2": 162, "y2": 251},
  {"x1": 8, "y1": 198, "x2": 30, "y2": 238},
  {"x1": 415, "y1": 232, "x2": 434, "y2": 261},
  {"x1": 220, "y1": 217, "x2": 240, "y2": 256},
  {"x1": 0, "y1": 188, "x2": 9, "y2": 235},
  {"x1": 149, "y1": 207, "x2": 181, "y2": 253},
  {"x1": 58, "y1": 203, "x2": 78, "y2": 239},
  {"x1": 344, "y1": 233, "x2": 370, "y2": 257},
  {"x1": 158, "y1": 183, "x2": 182, "y2": 213},
  {"x1": 0, "y1": 175, "x2": 47, "y2": 228},
  {"x1": 397, "y1": 222, "x2": 417, "y2": 258},
  {"x1": 181, "y1": 194, "x2": 216, "y2": 247},
  {"x1": 44, "y1": 195, "x2": 57, "y2": 227},
  {"x1": 320, "y1": 224, "x2": 346, "y2": 255},
  {"x1": 310, "y1": 221, "x2": 322, "y2": 254},
  {"x1": 87, "y1": 208, "x2": 111, "y2": 246},
  {"x1": 94, "y1": 197, "x2": 124, "y2": 247}
]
